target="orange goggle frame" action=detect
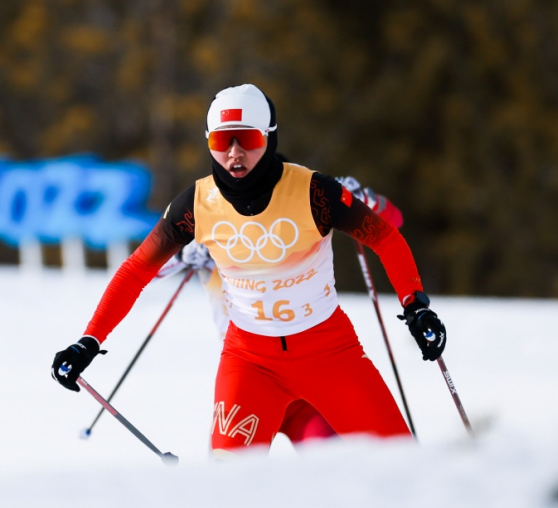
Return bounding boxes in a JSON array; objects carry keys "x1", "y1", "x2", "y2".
[{"x1": 207, "y1": 128, "x2": 266, "y2": 151}]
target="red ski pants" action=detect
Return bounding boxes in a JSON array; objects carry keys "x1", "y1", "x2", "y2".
[{"x1": 211, "y1": 306, "x2": 411, "y2": 452}]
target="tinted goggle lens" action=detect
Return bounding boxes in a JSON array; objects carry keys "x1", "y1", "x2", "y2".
[{"x1": 207, "y1": 129, "x2": 266, "y2": 151}]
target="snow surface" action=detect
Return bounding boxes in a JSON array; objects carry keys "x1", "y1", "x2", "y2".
[{"x1": 1, "y1": 267, "x2": 558, "y2": 507}]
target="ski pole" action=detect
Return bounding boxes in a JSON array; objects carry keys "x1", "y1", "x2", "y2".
[
  {"x1": 83, "y1": 268, "x2": 194, "y2": 437},
  {"x1": 77, "y1": 376, "x2": 179, "y2": 465},
  {"x1": 354, "y1": 240, "x2": 417, "y2": 438},
  {"x1": 436, "y1": 355, "x2": 474, "y2": 437}
]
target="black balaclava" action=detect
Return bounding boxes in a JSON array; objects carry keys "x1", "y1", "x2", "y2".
[{"x1": 209, "y1": 89, "x2": 283, "y2": 216}]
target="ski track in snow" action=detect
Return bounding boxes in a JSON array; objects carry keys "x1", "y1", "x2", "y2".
[{"x1": 1, "y1": 267, "x2": 557, "y2": 507}]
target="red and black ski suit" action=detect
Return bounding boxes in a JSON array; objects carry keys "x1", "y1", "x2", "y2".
[{"x1": 83, "y1": 168, "x2": 422, "y2": 453}]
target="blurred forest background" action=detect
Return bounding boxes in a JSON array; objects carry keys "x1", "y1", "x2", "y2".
[{"x1": 1, "y1": 0, "x2": 558, "y2": 297}]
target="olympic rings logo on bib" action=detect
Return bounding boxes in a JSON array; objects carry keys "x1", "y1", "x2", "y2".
[{"x1": 211, "y1": 219, "x2": 299, "y2": 263}]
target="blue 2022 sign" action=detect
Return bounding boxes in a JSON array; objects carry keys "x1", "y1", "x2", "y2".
[{"x1": 0, "y1": 154, "x2": 161, "y2": 249}]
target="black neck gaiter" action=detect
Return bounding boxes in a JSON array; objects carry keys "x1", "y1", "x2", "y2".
[{"x1": 209, "y1": 94, "x2": 283, "y2": 216}]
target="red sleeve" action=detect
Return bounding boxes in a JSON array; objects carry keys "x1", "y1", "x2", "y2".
[
  {"x1": 83, "y1": 185, "x2": 197, "y2": 343},
  {"x1": 311, "y1": 173, "x2": 422, "y2": 304},
  {"x1": 357, "y1": 216, "x2": 423, "y2": 303},
  {"x1": 83, "y1": 223, "x2": 183, "y2": 343}
]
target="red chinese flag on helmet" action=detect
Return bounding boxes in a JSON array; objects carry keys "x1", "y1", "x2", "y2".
[{"x1": 220, "y1": 109, "x2": 242, "y2": 123}]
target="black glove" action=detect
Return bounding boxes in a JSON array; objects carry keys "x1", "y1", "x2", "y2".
[
  {"x1": 51, "y1": 336, "x2": 106, "y2": 392},
  {"x1": 399, "y1": 292, "x2": 446, "y2": 361}
]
